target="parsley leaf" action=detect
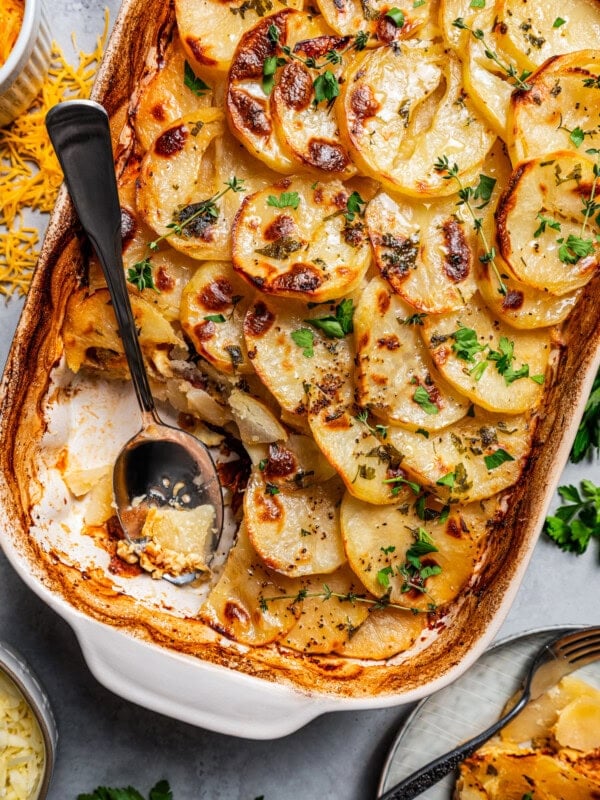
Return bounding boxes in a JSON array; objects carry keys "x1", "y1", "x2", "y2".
[
  {"x1": 306, "y1": 298, "x2": 354, "y2": 338},
  {"x1": 545, "y1": 480, "x2": 600, "y2": 554},
  {"x1": 552, "y1": 17, "x2": 566, "y2": 28},
  {"x1": 571, "y1": 368, "x2": 600, "y2": 462},
  {"x1": 533, "y1": 212, "x2": 561, "y2": 238},
  {"x1": 470, "y1": 0, "x2": 485, "y2": 6},
  {"x1": 313, "y1": 70, "x2": 340, "y2": 107},
  {"x1": 436, "y1": 472, "x2": 455, "y2": 488},
  {"x1": 484, "y1": 448, "x2": 515, "y2": 470},
  {"x1": 78, "y1": 782, "x2": 171, "y2": 800},
  {"x1": 127, "y1": 259, "x2": 158, "y2": 292},
  {"x1": 558, "y1": 234, "x2": 595, "y2": 264},
  {"x1": 266, "y1": 192, "x2": 300, "y2": 209},
  {"x1": 291, "y1": 328, "x2": 315, "y2": 357},
  {"x1": 473, "y1": 173, "x2": 496, "y2": 206},
  {"x1": 345, "y1": 191, "x2": 366, "y2": 221},
  {"x1": 413, "y1": 385, "x2": 439, "y2": 415},
  {"x1": 183, "y1": 61, "x2": 210, "y2": 96},
  {"x1": 204, "y1": 314, "x2": 226, "y2": 323},
  {"x1": 570, "y1": 126, "x2": 585, "y2": 148},
  {"x1": 450, "y1": 326, "x2": 486, "y2": 362},
  {"x1": 386, "y1": 7, "x2": 405, "y2": 26}
]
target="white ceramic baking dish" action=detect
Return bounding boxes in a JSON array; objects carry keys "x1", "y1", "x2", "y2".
[{"x1": 1, "y1": 0, "x2": 600, "y2": 739}]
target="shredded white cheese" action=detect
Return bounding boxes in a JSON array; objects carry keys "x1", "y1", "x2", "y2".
[{"x1": 0, "y1": 672, "x2": 44, "y2": 800}]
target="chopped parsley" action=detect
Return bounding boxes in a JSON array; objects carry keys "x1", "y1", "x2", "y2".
[
  {"x1": 127, "y1": 259, "x2": 158, "y2": 292},
  {"x1": 183, "y1": 61, "x2": 210, "y2": 97},
  {"x1": 203, "y1": 314, "x2": 226, "y2": 323},
  {"x1": 571, "y1": 368, "x2": 600, "y2": 462},
  {"x1": 313, "y1": 70, "x2": 340, "y2": 107},
  {"x1": 291, "y1": 328, "x2": 315, "y2": 358},
  {"x1": 385, "y1": 7, "x2": 405, "y2": 26},
  {"x1": 413, "y1": 385, "x2": 439, "y2": 415},
  {"x1": 306, "y1": 298, "x2": 354, "y2": 338},
  {"x1": 552, "y1": 17, "x2": 566, "y2": 28},
  {"x1": 483, "y1": 448, "x2": 515, "y2": 470},
  {"x1": 266, "y1": 192, "x2": 300, "y2": 209}
]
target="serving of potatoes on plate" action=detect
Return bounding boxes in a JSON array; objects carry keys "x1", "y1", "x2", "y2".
[{"x1": 62, "y1": 0, "x2": 600, "y2": 662}]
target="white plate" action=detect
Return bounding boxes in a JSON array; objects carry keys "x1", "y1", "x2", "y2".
[{"x1": 378, "y1": 626, "x2": 600, "y2": 799}]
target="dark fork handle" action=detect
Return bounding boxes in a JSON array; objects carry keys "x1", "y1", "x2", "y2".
[{"x1": 378, "y1": 691, "x2": 529, "y2": 800}]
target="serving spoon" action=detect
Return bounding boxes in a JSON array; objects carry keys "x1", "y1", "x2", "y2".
[{"x1": 46, "y1": 100, "x2": 224, "y2": 584}]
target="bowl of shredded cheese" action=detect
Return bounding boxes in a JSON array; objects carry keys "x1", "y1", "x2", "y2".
[
  {"x1": 0, "y1": 642, "x2": 56, "y2": 800},
  {"x1": 0, "y1": 0, "x2": 50, "y2": 127}
]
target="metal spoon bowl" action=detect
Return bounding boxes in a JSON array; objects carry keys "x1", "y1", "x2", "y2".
[{"x1": 46, "y1": 100, "x2": 224, "y2": 581}]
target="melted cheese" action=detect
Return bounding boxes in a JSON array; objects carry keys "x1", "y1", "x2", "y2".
[{"x1": 0, "y1": 672, "x2": 45, "y2": 800}]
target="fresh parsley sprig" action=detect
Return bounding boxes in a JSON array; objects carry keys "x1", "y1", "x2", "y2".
[
  {"x1": 305, "y1": 298, "x2": 354, "y2": 338},
  {"x1": 433, "y1": 156, "x2": 507, "y2": 296},
  {"x1": 571, "y1": 368, "x2": 600, "y2": 462},
  {"x1": 78, "y1": 781, "x2": 172, "y2": 800},
  {"x1": 127, "y1": 258, "x2": 158, "y2": 292},
  {"x1": 545, "y1": 481, "x2": 600, "y2": 555}
]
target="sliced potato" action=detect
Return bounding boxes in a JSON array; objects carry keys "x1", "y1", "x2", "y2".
[
  {"x1": 422, "y1": 294, "x2": 551, "y2": 414},
  {"x1": 355, "y1": 277, "x2": 471, "y2": 429},
  {"x1": 314, "y1": 0, "x2": 430, "y2": 43},
  {"x1": 341, "y1": 491, "x2": 482, "y2": 609},
  {"x1": 439, "y1": 0, "x2": 478, "y2": 50},
  {"x1": 226, "y1": 10, "x2": 314, "y2": 174},
  {"x1": 476, "y1": 254, "x2": 579, "y2": 330},
  {"x1": 200, "y1": 524, "x2": 299, "y2": 645},
  {"x1": 496, "y1": 152, "x2": 600, "y2": 296},
  {"x1": 307, "y1": 394, "x2": 417, "y2": 505},
  {"x1": 271, "y1": 27, "x2": 356, "y2": 178},
  {"x1": 63, "y1": 288, "x2": 184, "y2": 376},
  {"x1": 180, "y1": 261, "x2": 253, "y2": 374},
  {"x1": 255, "y1": 435, "x2": 338, "y2": 489},
  {"x1": 338, "y1": 42, "x2": 495, "y2": 196},
  {"x1": 136, "y1": 109, "x2": 231, "y2": 260},
  {"x1": 386, "y1": 408, "x2": 534, "y2": 502},
  {"x1": 554, "y1": 695, "x2": 600, "y2": 752},
  {"x1": 338, "y1": 607, "x2": 426, "y2": 661},
  {"x1": 244, "y1": 470, "x2": 346, "y2": 576},
  {"x1": 279, "y1": 565, "x2": 371, "y2": 654},
  {"x1": 508, "y1": 50, "x2": 600, "y2": 164},
  {"x1": 232, "y1": 178, "x2": 371, "y2": 301},
  {"x1": 460, "y1": 6, "x2": 516, "y2": 137},
  {"x1": 243, "y1": 294, "x2": 355, "y2": 416},
  {"x1": 495, "y1": 0, "x2": 600, "y2": 74},
  {"x1": 365, "y1": 191, "x2": 478, "y2": 314},
  {"x1": 133, "y1": 38, "x2": 213, "y2": 153},
  {"x1": 228, "y1": 389, "x2": 288, "y2": 444},
  {"x1": 175, "y1": 0, "x2": 302, "y2": 77}
]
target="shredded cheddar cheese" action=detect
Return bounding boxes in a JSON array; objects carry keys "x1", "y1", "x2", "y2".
[
  {"x1": 0, "y1": 671, "x2": 45, "y2": 800},
  {"x1": 0, "y1": 11, "x2": 108, "y2": 297},
  {"x1": 0, "y1": 0, "x2": 24, "y2": 68}
]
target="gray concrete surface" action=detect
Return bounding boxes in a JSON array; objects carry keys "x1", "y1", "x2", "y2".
[{"x1": 0, "y1": 3, "x2": 598, "y2": 799}]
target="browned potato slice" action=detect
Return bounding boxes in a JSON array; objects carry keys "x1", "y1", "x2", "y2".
[
  {"x1": 136, "y1": 110, "x2": 230, "y2": 260},
  {"x1": 508, "y1": 51, "x2": 600, "y2": 164},
  {"x1": 243, "y1": 294, "x2": 355, "y2": 416},
  {"x1": 495, "y1": 0, "x2": 600, "y2": 74},
  {"x1": 338, "y1": 42, "x2": 495, "y2": 196},
  {"x1": 355, "y1": 277, "x2": 470, "y2": 429},
  {"x1": 175, "y1": 0, "x2": 302, "y2": 78},
  {"x1": 340, "y1": 491, "x2": 482, "y2": 610},
  {"x1": 386, "y1": 408, "x2": 534, "y2": 502},
  {"x1": 460, "y1": 749, "x2": 600, "y2": 799},
  {"x1": 476, "y1": 254, "x2": 579, "y2": 330},
  {"x1": 226, "y1": 10, "x2": 314, "y2": 174},
  {"x1": 338, "y1": 607, "x2": 426, "y2": 661},
  {"x1": 200, "y1": 524, "x2": 299, "y2": 645},
  {"x1": 244, "y1": 470, "x2": 346, "y2": 577},
  {"x1": 271, "y1": 29, "x2": 356, "y2": 179},
  {"x1": 422, "y1": 295, "x2": 551, "y2": 414},
  {"x1": 365, "y1": 191, "x2": 478, "y2": 314},
  {"x1": 314, "y1": 0, "x2": 430, "y2": 43},
  {"x1": 180, "y1": 261, "x2": 253, "y2": 375},
  {"x1": 133, "y1": 39, "x2": 213, "y2": 153},
  {"x1": 232, "y1": 178, "x2": 371, "y2": 301},
  {"x1": 279, "y1": 565, "x2": 371, "y2": 654},
  {"x1": 63, "y1": 288, "x2": 184, "y2": 376},
  {"x1": 496, "y1": 152, "x2": 600, "y2": 296}
]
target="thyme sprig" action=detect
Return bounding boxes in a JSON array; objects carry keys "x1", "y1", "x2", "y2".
[
  {"x1": 452, "y1": 18, "x2": 532, "y2": 91},
  {"x1": 127, "y1": 178, "x2": 245, "y2": 291},
  {"x1": 354, "y1": 409, "x2": 389, "y2": 439},
  {"x1": 258, "y1": 584, "x2": 435, "y2": 615},
  {"x1": 433, "y1": 156, "x2": 507, "y2": 296}
]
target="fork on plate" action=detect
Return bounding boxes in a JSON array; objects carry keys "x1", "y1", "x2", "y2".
[{"x1": 378, "y1": 626, "x2": 600, "y2": 800}]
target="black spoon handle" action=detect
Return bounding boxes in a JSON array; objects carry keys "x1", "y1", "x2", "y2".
[{"x1": 46, "y1": 100, "x2": 157, "y2": 418}]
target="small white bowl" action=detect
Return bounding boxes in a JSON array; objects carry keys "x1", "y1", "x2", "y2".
[
  {"x1": 0, "y1": 0, "x2": 51, "y2": 127},
  {"x1": 0, "y1": 641, "x2": 57, "y2": 799}
]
